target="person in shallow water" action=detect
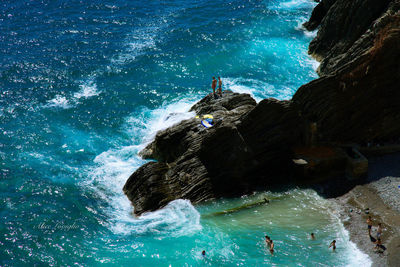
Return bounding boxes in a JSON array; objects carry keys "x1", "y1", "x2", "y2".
[
  {"x1": 367, "y1": 216, "x2": 373, "y2": 235},
  {"x1": 310, "y1": 233, "x2": 315, "y2": 240},
  {"x1": 269, "y1": 239, "x2": 274, "y2": 255},
  {"x1": 202, "y1": 250, "x2": 206, "y2": 256},
  {"x1": 265, "y1": 235, "x2": 271, "y2": 246},
  {"x1": 211, "y1": 77, "x2": 217, "y2": 95},
  {"x1": 217, "y1": 77, "x2": 222, "y2": 96},
  {"x1": 265, "y1": 236, "x2": 274, "y2": 254},
  {"x1": 329, "y1": 240, "x2": 336, "y2": 251}
]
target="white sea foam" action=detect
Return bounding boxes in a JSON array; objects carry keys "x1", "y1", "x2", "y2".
[
  {"x1": 304, "y1": 29, "x2": 318, "y2": 38},
  {"x1": 113, "y1": 199, "x2": 201, "y2": 236},
  {"x1": 82, "y1": 97, "x2": 201, "y2": 236},
  {"x1": 44, "y1": 80, "x2": 101, "y2": 109},
  {"x1": 45, "y1": 95, "x2": 72, "y2": 109},
  {"x1": 74, "y1": 81, "x2": 101, "y2": 99},
  {"x1": 277, "y1": 0, "x2": 316, "y2": 9},
  {"x1": 338, "y1": 225, "x2": 372, "y2": 266},
  {"x1": 326, "y1": 202, "x2": 373, "y2": 267},
  {"x1": 308, "y1": 57, "x2": 320, "y2": 71},
  {"x1": 223, "y1": 77, "x2": 288, "y2": 102},
  {"x1": 295, "y1": 17, "x2": 318, "y2": 39},
  {"x1": 125, "y1": 99, "x2": 196, "y2": 145}
]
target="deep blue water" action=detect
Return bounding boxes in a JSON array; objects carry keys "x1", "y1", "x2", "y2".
[{"x1": 1, "y1": 0, "x2": 370, "y2": 266}]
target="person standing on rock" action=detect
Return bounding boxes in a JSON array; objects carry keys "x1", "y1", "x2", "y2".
[
  {"x1": 377, "y1": 223, "x2": 383, "y2": 239},
  {"x1": 367, "y1": 216, "x2": 373, "y2": 235},
  {"x1": 217, "y1": 77, "x2": 222, "y2": 96},
  {"x1": 211, "y1": 77, "x2": 217, "y2": 95},
  {"x1": 374, "y1": 238, "x2": 386, "y2": 252}
]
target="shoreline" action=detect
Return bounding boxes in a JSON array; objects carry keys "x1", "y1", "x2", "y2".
[{"x1": 330, "y1": 153, "x2": 400, "y2": 267}]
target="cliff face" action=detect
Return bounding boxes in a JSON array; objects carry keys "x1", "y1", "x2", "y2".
[
  {"x1": 295, "y1": 16, "x2": 400, "y2": 143},
  {"x1": 124, "y1": 0, "x2": 400, "y2": 215},
  {"x1": 306, "y1": 0, "x2": 398, "y2": 75}
]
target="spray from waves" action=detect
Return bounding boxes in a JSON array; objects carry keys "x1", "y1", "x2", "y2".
[
  {"x1": 45, "y1": 95, "x2": 72, "y2": 109},
  {"x1": 81, "y1": 96, "x2": 202, "y2": 236},
  {"x1": 294, "y1": 16, "x2": 319, "y2": 39},
  {"x1": 44, "y1": 79, "x2": 101, "y2": 109},
  {"x1": 74, "y1": 80, "x2": 101, "y2": 99},
  {"x1": 124, "y1": 98, "x2": 198, "y2": 145},
  {"x1": 223, "y1": 77, "x2": 294, "y2": 101},
  {"x1": 113, "y1": 199, "x2": 201, "y2": 236},
  {"x1": 275, "y1": 0, "x2": 317, "y2": 10}
]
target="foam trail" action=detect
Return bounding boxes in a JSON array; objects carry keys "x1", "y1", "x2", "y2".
[
  {"x1": 277, "y1": 0, "x2": 316, "y2": 9},
  {"x1": 111, "y1": 26, "x2": 157, "y2": 66},
  {"x1": 110, "y1": 15, "x2": 171, "y2": 69},
  {"x1": 223, "y1": 77, "x2": 278, "y2": 102},
  {"x1": 113, "y1": 199, "x2": 201, "y2": 236},
  {"x1": 83, "y1": 97, "x2": 201, "y2": 235}
]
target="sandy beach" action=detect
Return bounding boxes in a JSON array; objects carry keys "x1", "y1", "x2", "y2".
[{"x1": 332, "y1": 153, "x2": 400, "y2": 267}]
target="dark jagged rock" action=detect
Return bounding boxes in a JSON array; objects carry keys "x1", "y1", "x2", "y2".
[
  {"x1": 124, "y1": 92, "x2": 301, "y2": 215},
  {"x1": 123, "y1": 162, "x2": 172, "y2": 215},
  {"x1": 139, "y1": 91, "x2": 256, "y2": 163},
  {"x1": 303, "y1": 0, "x2": 337, "y2": 31},
  {"x1": 236, "y1": 99, "x2": 303, "y2": 184},
  {"x1": 295, "y1": 15, "x2": 400, "y2": 143},
  {"x1": 308, "y1": 0, "x2": 395, "y2": 75},
  {"x1": 124, "y1": 0, "x2": 400, "y2": 215}
]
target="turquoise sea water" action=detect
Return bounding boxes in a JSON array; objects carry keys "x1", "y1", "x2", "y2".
[{"x1": 1, "y1": 0, "x2": 371, "y2": 265}]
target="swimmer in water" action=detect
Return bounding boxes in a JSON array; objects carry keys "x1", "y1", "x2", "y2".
[
  {"x1": 329, "y1": 240, "x2": 336, "y2": 251},
  {"x1": 269, "y1": 240, "x2": 274, "y2": 255},
  {"x1": 311, "y1": 233, "x2": 315, "y2": 240}
]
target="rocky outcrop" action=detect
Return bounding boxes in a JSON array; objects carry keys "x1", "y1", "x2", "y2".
[
  {"x1": 294, "y1": 16, "x2": 400, "y2": 143},
  {"x1": 123, "y1": 92, "x2": 303, "y2": 214},
  {"x1": 306, "y1": 0, "x2": 397, "y2": 75},
  {"x1": 124, "y1": 0, "x2": 400, "y2": 215},
  {"x1": 303, "y1": 0, "x2": 337, "y2": 31}
]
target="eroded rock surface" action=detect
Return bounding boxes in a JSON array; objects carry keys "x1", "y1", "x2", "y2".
[
  {"x1": 306, "y1": 0, "x2": 397, "y2": 75},
  {"x1": 124, "y1": 1, "x2": 400, "y2": 215},
  {"x1": 123, "y1": 92, "x2": 301, "y2": 214}
]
